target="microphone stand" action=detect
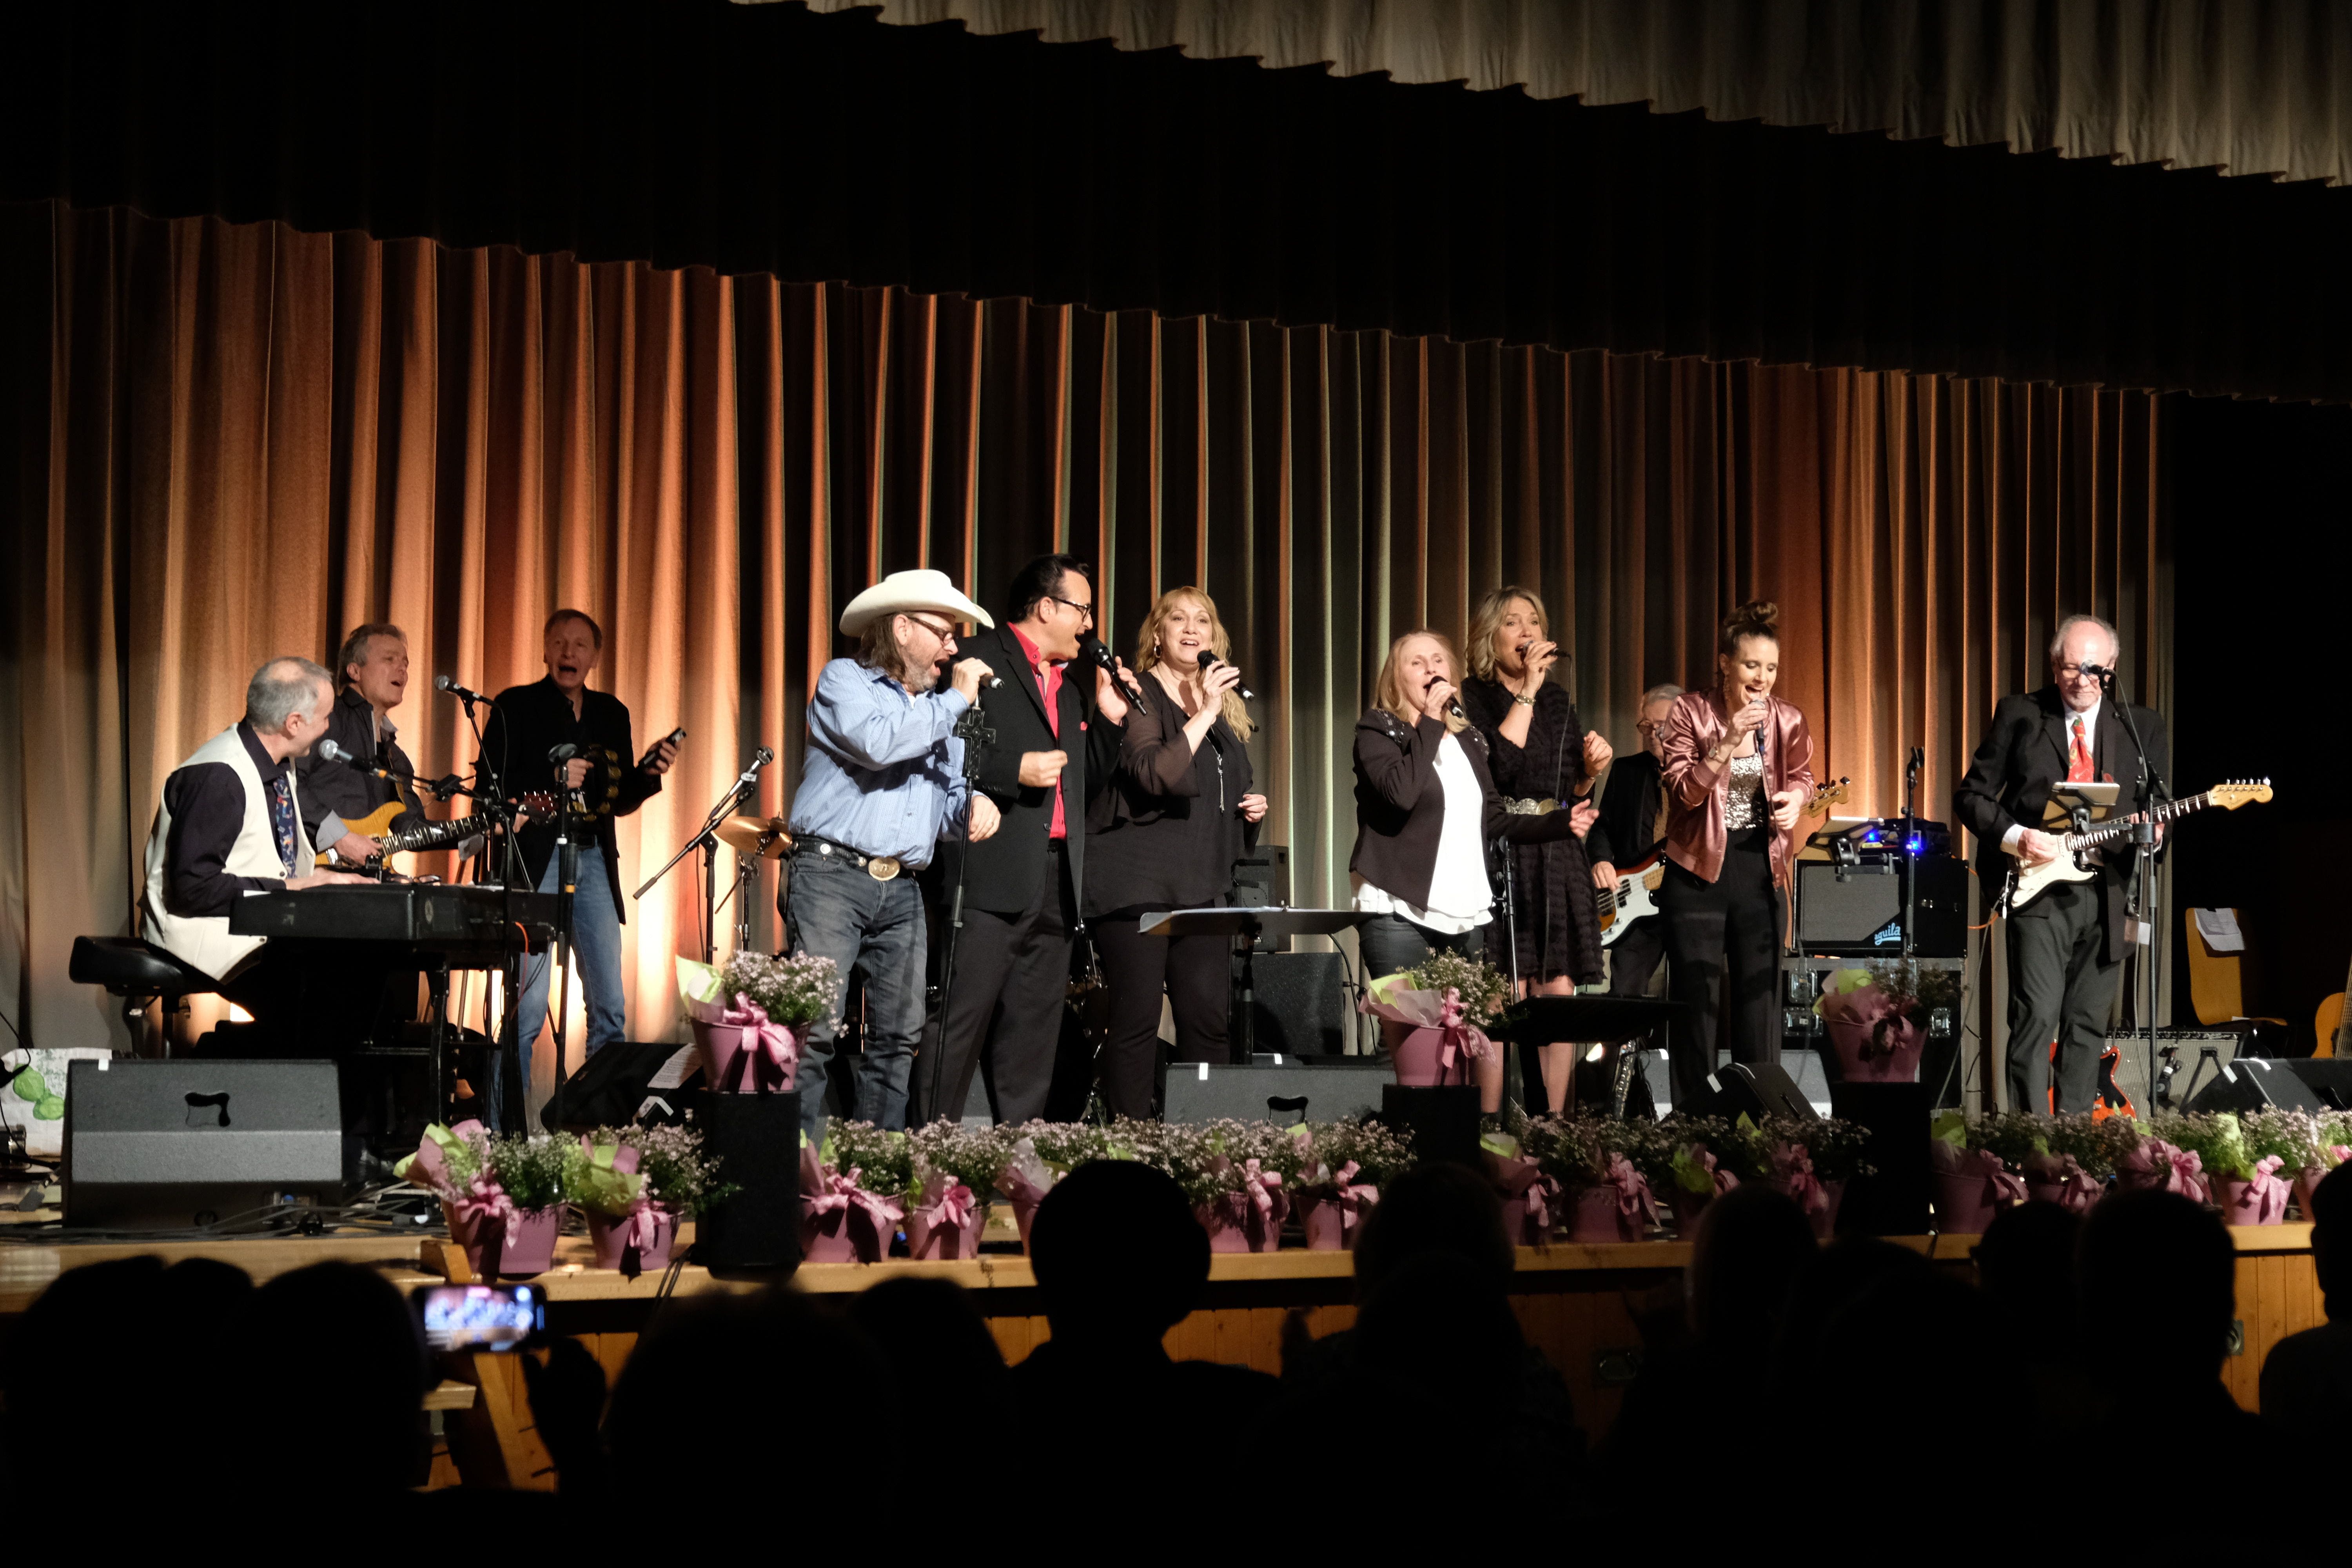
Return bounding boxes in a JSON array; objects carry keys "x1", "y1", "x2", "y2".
[
  {"x1": 927, "y1": 693, "x2": 995, "y2": 1123},
  {"x1": 2098, "y1": 667, "x2": 2169, "y2": 1115},
  {"x1": 446, "y1": 685, "x2": 528, "y2": 1131},
  {"x1": 635, "y1": 753, "x2": 768, "y2": 965},
  {"x1": 547, "y1": 755, "x2": 583, "y2": 1137}
]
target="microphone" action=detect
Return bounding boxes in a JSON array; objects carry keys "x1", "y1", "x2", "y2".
[
  {"x1": 1198, "y1": 652, "x2": 1255, "y2": 702},
  {"x1": 1425, "y1": 674, "x2": 1466, "y2": 723},
  {"x1": 733, "y1": 745, "x2": 774, "y2": 791},
  {"x1": 2080, "y1": 661, "x2": 2116, "y2": 682},
  {"x1": 434, "y1": 675, "x2": 492, "y2": 705},
  {"x1": 548, "y1": 743, "x2": 579, "y2": 764},
  {"x1": 318, "y1": 739, "x2": 408, "y2": 783},
  {"x1": 1076, "y1": 634, "x2": 1143, "y2": 698}
]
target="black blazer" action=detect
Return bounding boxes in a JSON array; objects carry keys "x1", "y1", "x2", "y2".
[
  {"x1": 478, "y1": 677, "x2": 663, "y2": 922},
  {"x1": 941, "y1": 622, "x2": 1122, "y2": 918},
  {"x1": 1350, "y1": 708, "x2": 1583, "y2": 911},
  {"x1": 1953, "y1": 684, "x2": 2167, "y2": 962}
]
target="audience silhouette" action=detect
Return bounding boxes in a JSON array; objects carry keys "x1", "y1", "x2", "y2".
[{"x1": 2259, "y1": 1162, "x2": 2352, "y2": 1443}]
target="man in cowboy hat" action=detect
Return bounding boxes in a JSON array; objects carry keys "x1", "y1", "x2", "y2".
[{"x1": 783, "y1": 568, "x2": 1002, "y2": 1134}]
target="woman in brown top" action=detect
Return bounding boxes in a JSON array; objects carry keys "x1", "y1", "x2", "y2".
[
  {"x1": 1457, "y1": 585, "x2": 1615, "y2": 1111},
  {"x1": 1084, "y1": 588, "x2": 1269, "y2": 1118},
  {"x1": 1658, "y1": 600, "x2": 1816, "y2": 1110}
]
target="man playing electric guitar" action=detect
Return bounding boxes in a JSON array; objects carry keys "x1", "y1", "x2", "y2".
[
  {"x1": 1954, "y1": 614, "x2": 2168, "y2": 1114},
  {"x1": 298, "y1": 622, "x2": 429, "y2": 866}
]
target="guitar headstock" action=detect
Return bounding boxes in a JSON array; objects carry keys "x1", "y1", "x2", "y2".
[
  {"x1": 519, "y1": 791, "x2": 559, "y2": 815},
  {"x1": 1805, "y1": 776, "x2": 1851, "y2": 814},
  {"x1": 2208, "y1": 778, "x2": 2273, "y2": 810}
]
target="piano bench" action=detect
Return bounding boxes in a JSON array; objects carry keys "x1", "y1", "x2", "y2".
[{"x1": 68, "y1": 936, "x2": 220, "y2": 1053}]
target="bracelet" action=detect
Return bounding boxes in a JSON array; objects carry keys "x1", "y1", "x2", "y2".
[{"x1": 1512, "y1": 693, "x2": 1537, "y2": 708}]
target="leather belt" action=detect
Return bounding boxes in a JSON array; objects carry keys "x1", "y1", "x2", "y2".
[
  {"x1": 1504, "y1": 797, "x2": 1557, "y2": 816},
  {"x1": 795, "y1": 835, "x2": 904, "y2": 881}
]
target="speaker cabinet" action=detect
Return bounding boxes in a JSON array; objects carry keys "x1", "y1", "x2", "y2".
[
  {"x1": 2187, "y1": 1055, "x2": 2352, "y2": 1114},
  {"x1": 1795, "y1": 856, "x2": 1967, "y2": 957},
  {"x1": 1828, "y1": 1082, "x2": 1932, "y2": 1236},
  {"x1": 692, "y1": 1089, "x2": 802, "y2": 1272},
  {"x1": 1160, "y1": 1058, "x2": 1390, "y2": 1123},
  {"x1": 1700, "y1": 1061, "x2": 1819, "y2": 1122},
  {"x1": 1233, "y1": 950, "x2": 1350, "y2": 1057},
  {"x1": 1230, "y1": 845, "x2": 1293, "y2": 952},
  {"x1": 64, "y1": 1059, "x2": 343, "y2": 1230}
]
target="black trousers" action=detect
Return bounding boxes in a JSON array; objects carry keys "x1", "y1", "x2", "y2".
[
  {"x1": 1092, "y1": 915, "x2": 1234, "y2": 1119},
  {"x1": 1659, "y1": 830, "x2": 1784, "y2": 1111},
  {"x1": 2004, "y1": 877, "x2": 2122, "y2": 1114},
  {"x1": 1564, "y1": 914, "x2": 1669, "y2": 1112},
  {"x1": 923, "y1": 842, "x2": 1073, "y2": 1125}
]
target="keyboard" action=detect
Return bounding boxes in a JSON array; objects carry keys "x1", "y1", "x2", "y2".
[{"x1": 230, "y1": 884, "x2": 559, "y2": 954}]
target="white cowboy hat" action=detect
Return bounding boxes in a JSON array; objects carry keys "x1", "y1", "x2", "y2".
[{"x1": 837, "y1": 568, "x2": 995, "y2": 637}]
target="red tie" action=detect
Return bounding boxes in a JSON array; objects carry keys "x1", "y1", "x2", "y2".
[{"x1": 2067, "y1": 716, "x2": 2093, "y2": 784}]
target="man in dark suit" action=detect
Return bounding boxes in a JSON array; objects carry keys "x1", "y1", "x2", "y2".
[
  {"x1": 921, "y1": 555, "x2": 1126, "y2": 1124},
  {"x1": 1588, "y1": 682, "x2": 1681, "y2": 1111},
  {"x1": 1954, "y1": 614, "x2": 2167, "y2": 1113}
]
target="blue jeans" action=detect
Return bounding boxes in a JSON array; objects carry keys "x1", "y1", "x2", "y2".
[
  {"x1": 496, "y1": 851, "x2": 627, "y2": 1126},
  {"x1": 783, "y1": 849, "x2": 927, "y2": 1140}
]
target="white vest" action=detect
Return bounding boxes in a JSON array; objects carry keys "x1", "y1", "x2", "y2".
[{"x1": 142, "y1": 725, "x2": 314, "y2": 980}]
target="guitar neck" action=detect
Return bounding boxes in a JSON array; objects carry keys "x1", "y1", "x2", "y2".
[
  {"x1": 378, "y1": 811, "x2": 492, "y2": 855},
  {"x1": 2065, "y1": 790, "x2": 2204, "y2": 851}
]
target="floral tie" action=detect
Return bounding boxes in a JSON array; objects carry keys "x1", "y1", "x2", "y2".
[{"x1": 2066, "y1": 715, "x2": 2093, "y2": 785}]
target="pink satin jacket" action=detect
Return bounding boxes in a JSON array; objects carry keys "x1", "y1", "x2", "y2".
[{"x1": 1661, "y1": 689, "x2": 1816, "y2": 887}]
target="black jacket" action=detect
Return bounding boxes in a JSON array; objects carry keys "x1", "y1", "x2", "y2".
[
  {"x1": 1350, "y1": 708, "x2": 1583, "y2": 911},
  {"x1": 296, "y1": 685, "x2": 425, "y2": 849},
  {"x1": 936, "y1": 623, "x2": 1122, "y2": 918},
  {"x1": 477, "y1": 677, "x2": 664, "y2": 922},
  {"x1": 1082, "y1": 667, "x2": 1255, "y2": 919},
  {"x1": 1953, "y1": 684, "x2": 2167, "y2": 963},
  {"x1": 1597, "y1": 751, "x2": 1666, "y2": 869}
]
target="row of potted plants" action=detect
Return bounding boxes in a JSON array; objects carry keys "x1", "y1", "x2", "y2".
[
  {"x1": 397, "y1": 1119, "x2": 734, "y2": 1278},
  {"x1": 1930, "y1": 1106, "x2": 2352, "y2": 1230}
]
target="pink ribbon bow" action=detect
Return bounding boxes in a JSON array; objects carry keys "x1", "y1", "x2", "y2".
[
  {"x1": 1771, "y1": 1143, "x2": 1832, "y2": 1216},
  {"x1": 1956, "y1": 1145, "x2": 2028, "y2": 1206},
  {"x1": 2148, "y1": 1140, "x2": 2210, "y2": 1204},
  {"x1": 916, "y1": 1178, "x2": 977, "y2": 1234},
  {"x1": 453, "y1": 1171, "x2": 514, "y2": 1229},
  {"x1": 1239, "y1": 1158, "x2": 1283, "y2": 1222},
  {"x1": 717, "y1": 993, "x2": 798, "y2": 1094},
  {"x1": 1604, "y1": 1154, "x2": 1657, "y2": 1226},
  {"x1": 2243, "y1": 1154, "x2": 2290, "y2": 1223},
  {"x1": 1432, "y1": 989, "x2": 1494, "y2": 1079},
  {"x1": 1329, "y1": 1162, "x2": 1379, "y2": 1232},
  {"x1": 1684, "y1": 1142, "x2": 1739, "y2": 1196},
  {"x1": 2026, "y1": 1152, "x2": 2102, "y2": 1211}
]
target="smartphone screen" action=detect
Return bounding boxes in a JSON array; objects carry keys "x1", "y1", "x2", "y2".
[{"x1": 414, "y1": 1283, "x2": 545, "y2": 1352}]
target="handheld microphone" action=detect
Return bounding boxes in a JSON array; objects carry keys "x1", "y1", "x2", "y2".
[
  {"x1": 1077, "y1": 634, "x2": 1143, "y2": 698},
  {"x1": 1425, "y1": 674, "x2": 1466, "y2": 723},
  {"x1": 548, "y1": 743, "x2": 579, "y2": 764},
  {"x1": 1198, "y1": 652, "x2": 1255, "y2": 702},
  {"x1": 435, "y1": 675, "x2": 492, "y2": 705}
]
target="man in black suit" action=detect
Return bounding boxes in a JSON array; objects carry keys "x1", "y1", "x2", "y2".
[
  {"x1": 1954, "y1": 614, "x2": 2167, "y2": 1113},
  {"x1": 1587, "y1": 682, "x2": 1681, "y2": 1111},
  {"x1": 921, "y1": 555, "x2": 1126, "y2": 1123}
]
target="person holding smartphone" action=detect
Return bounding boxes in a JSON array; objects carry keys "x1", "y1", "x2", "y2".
[{"x1": 1657, "y1": 600, "x2": 1816, "y2": 1109}]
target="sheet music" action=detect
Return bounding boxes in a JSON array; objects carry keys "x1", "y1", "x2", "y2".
[{"x1": 2192, "y1": 907, "x2": 2244, "y2": 953}]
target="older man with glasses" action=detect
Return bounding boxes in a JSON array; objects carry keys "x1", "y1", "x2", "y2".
[{"x1": 783, "y1": 570, "x2": 1003, "y2": 1136}]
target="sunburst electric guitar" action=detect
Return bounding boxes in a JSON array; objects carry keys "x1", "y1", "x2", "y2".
[
  {"x1": 1597, "y1": 776, "x2": 1849, "y2": 944},
  {"x1": 1996, "y1": 780, "x2": 2272, "y2": 916}
]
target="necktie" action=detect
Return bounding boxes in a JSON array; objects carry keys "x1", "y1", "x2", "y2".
[
  {"x1": 2067, "y1": 715, "x2": 2093, "y2": 784},
  {"x1": 266, "y1": 773, "x2": 300, "y2": 877}
]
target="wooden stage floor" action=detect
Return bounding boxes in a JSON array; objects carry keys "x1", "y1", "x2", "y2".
[{"x1": 2, "y1": 1216, "x2": 2320, "y2": 1491}]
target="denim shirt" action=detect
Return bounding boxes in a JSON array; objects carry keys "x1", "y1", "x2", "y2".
[{"x1": 788, "y1": 658, "x2": 973, "y2": 867}]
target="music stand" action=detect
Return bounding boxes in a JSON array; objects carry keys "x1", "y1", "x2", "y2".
[
  {"x1": 1142, "y1": 907, "x2": 1367, "y2": 1062},
  {"x1": 1488, "y1": 996, "x2": 1691, "y2": 1118}
]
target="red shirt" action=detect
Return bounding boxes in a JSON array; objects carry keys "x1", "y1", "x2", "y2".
[{"x1": 1011, "y1": 625, "x2": 1068, "y2": 838}]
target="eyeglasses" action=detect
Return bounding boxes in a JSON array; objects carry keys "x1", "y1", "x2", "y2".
[
  {"x1": 1047, "y1": 593, "x2": 1096, "y2": 624},
  {"x1": 905, "y1": 615, "x2": 955, "y2": 642}
]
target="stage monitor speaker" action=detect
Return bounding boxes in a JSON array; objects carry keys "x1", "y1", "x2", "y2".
[
  {"x1": 1795, "y1": 857, "x2": 1967, "y2": 957},
  {"x1": 64, "y1": 1059, "x2": 343, "y2": 1230},
  {"x1": 1161, "y1": 1058, "x2": 1389, "y2": 1123},
  {"x1": 2187, "y1": 1055, "x2": 2352, "y2": 1114},
  {"x1": 692, "y1": 1089, "x2": 802, "y2": 1273},
  {"x1": 2102, "y1": 1030, "x2": 2240, "y2": 1114},
  {"x1": 1702, "y1": 1061, "x2": 1819, "y2": 1122},
  {"x1": 541, "y1": 1041, "x2": 702, "y2": 1132},
  {"x1": 1828, "y1": 1082, "x2": 1931, "y2": 1236},
  {"x1": 1233, "y1": 951, "x2": 1349, "y2": 1057},
  {"x1": 1230, "y1": 844, "x2": 1293, "y2": 952}
]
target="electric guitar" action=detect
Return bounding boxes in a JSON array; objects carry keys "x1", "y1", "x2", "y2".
[
  {"x1": 317, "y1": 793, "x2": 556, "y2": 867},
  {"x1": 1597, "y1": 776, "x2": 1849, "y2": 942},
  {"x1": 1996, "y1": 779, "x2": 2271, "y2": 915}
]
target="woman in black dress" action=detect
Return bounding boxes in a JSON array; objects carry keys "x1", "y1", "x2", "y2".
[
  {"x1": 1458, "y1": 586, "x2": 1616, "y2": 1112},
  {"x1": 1084, "y1": 587, "x2": 1269, "y2": 1118}
]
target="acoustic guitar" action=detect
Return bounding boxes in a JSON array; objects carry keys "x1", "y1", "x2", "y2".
[
  {"x1": 2312, "y1": 948, "x2": 2349, "y2": 1060},
  {"x1": 1996, "y1": 779, "x2": 2272, "y2": 916},
  {"x1": 316, "y1": 793, "x2": 555, "y2": 867}
]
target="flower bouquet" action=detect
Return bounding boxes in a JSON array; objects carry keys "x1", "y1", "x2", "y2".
[
  {"x1": 2027, "y1": 1112, "x2": 2128, "y2": 1210},
  {"x1": 398, "y1": 1120, "x2": 503, "y2": 1272},
  {"x1": 1292, "y1": 1118, "x2": 1410, "y2": 1250},
  {"x1": 1928, "y1": 1112, "x2": 2029, "y2": 1234},
  {"x1": 1163, "y1": 1120, "x2": 1296, "y2": 1253},
  {"x1": 2114, "y1": 1114, "x2": 2211, "y2": 1204},
  {"x1": 800, "y1": 1120, "x2": 914, "y2": 1263},
  {"x1": 1739, "y1": 1113, "x2": 1871, "y2": 1240},
  {"x1": 1640, "y1": 1114, "x2": 1740, "y2": 1234},
  {"x1": 2159, "y1": 1111, "x2": 2286, "y2": 1224},
  {"x1": 680, "y1": 950, "x2": 839, "y2": 1094},
  {"x1": 2240, "y1": 1107, "x2": 2352, "y2": 1218},
  {"x1": 1523, "y1": 1115, "x2": 1658, "y2": 1243},
  {"x1": 907, "y1": 1120, "x2": 1009, "y2": 1259},
  {"x1": 1481, "y1": 1105, "x2": 1559, "y2": 1245},
  {"x1": 475, "y1": 1132, "x2": 571, "y2": 1276},
  {"x1": 1812, "y1": 962, "x2": 1955, "y2": 1083},
  {"x1": 1361, "y1": 950, "x2": 1510, "y2": 1088},
  {"x1": 566, "y1": 1132, "x2": 668, "y2": 1275}
]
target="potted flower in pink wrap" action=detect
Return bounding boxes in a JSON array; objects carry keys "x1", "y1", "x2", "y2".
[
  {"x1": 398, "y1": 1120, "x2": 506, "y2": 1272},
  {"x1": 1292, "y1": 1118, "x2": 1410, "y2": 1251},
  {"x1": 1524, "y1": 1116, "x2": 1658, "y2": 1243},
  {"x1": 1164, "y1": 1120, "x2": 1296, "y2": 1253},
  {"x1": 996, "y1": 1124, "x2": 1099, "y2": 1252},
  {"x1": 1928, "y1": 1112, "x2": 2028, "y2": 1235},
  {"x1": 469, "y1": 1132, "x2": 571, "y2": 1278},
  {"x1": 1483, "y1": 1123, "x2": 1561, "y2": 1246},
  {"x1": 1812, "y1": 962, "x2": 1953, "y2": 1083},
  {"x1": 566, "y1": 1134, "x2": 671, "y2": 1277},
  {"x1": 2113, "y1": 1129, "x2": 2211, "y2": 1203},
  {"x1": 2027, "y1": 1112, "x2": 2133, "y2": 1211},
  {"x1": 679, "y1": 951, "x2": 838, "y2": 1094},
  {"x1": 2160, "y1": 1111, "x2": 2289, "y2": 1225},
  {"x1": 1361, "y1": 951, "x2": 1510, "y2": 1089},
  {"x1": 1732, "y1": 1113, "x2": 1871, "y2": 1240},
  {"x1": 909, "y1": 1120, "x2": 1011, "y2": 1258},
  {"x1": 1650, "y1": 1118, "x2": 1740, "y2": 1234},
  {"x1": 2239, "y1": 1107, "x2": 2352, "y2": 1218},
  {"x1": 799, "y1": 1121, "x2": 913, "y2": 1263}
]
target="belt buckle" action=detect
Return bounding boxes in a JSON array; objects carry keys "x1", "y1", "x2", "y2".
[{"x1": 866, "y1": 855, "x2": 902, "y2": 882}]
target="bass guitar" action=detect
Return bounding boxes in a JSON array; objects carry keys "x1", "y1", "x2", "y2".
[
  {"x1": 1597, "y1": 776, "x2": 1848, "y2": 943},
  {"x1": 318, "y1": 793, "x2": 556, "y2": 868},
  {"x1": 1997, "y1": 779, "x2": 2271, "y2": 916}
]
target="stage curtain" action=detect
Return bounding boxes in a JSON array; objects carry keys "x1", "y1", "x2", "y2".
[
  {"x1": 793, "y1": 0, "x2": 2352, "y2": 187},
  {"x1": 2, "y1": 201, "x2": 2167, "y2": 1111},
  {"x1": 6, "y1": 0, "x2": 2348, "y2": 403}
]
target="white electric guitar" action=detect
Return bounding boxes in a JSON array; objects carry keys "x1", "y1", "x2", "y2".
[
  {"x1": 1598, "y1": 776, "x2": 1849, "y2": 943},
  {"x1": 1998, "y1": 779, "x2": 2271, "y2": 915}
]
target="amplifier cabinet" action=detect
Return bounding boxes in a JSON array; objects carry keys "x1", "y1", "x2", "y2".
[{"x1": 1795, "y1": 856, "x2": 1967, "y2": 957}]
